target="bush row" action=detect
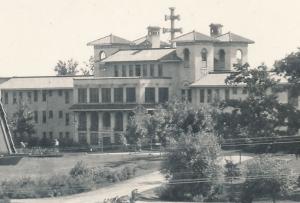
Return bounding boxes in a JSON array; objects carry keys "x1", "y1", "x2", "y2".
[{"x1": 0, "y1": 161, "x2": 137, "y2": 199}]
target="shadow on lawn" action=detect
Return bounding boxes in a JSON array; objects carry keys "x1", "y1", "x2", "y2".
[{"x1": 105, "y1": 155, "x2": 163, "y2": 168}]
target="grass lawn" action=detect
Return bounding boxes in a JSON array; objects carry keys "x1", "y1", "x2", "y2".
[{"x1": 0, "y1": 152, "x2": 163, "y2": 181}]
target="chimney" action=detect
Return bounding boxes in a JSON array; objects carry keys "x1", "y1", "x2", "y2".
[
  {"x1": 147, "y1": 26, "x2": 161, "y2": 48},
  {"x1": 209, "y1": 23, "x2": 223, "y2": 37}
]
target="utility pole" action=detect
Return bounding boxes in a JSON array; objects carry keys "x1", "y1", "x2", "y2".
[{"x1": 163, "y1": 7, "x2": 182, "y2": 47}]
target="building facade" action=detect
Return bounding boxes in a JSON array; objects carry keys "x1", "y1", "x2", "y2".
[{"x1": 2, "y1": 23, "x2": 297, "y2": 147}]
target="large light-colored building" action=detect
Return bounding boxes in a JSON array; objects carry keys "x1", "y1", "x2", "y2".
[{"x1": 1, "y1": 23, "x2": 297, "y2": 147}]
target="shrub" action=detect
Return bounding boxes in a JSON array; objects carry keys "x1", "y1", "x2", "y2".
[{"x1": 69, "y1": 161, "x2": 92, "y2": 178}]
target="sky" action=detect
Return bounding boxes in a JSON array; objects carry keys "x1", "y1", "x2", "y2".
[{"x1": 0, "y1": 0, "x2": 300, "y2": 76}]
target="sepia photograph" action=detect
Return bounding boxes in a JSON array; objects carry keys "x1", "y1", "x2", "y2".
[{"x1": 0, "y1": 0, "x2": 300, "y2": 202}]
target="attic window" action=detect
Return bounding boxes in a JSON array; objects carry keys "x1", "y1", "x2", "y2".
[
  {"x1": 201, "y1": 48, "x2": 208, "y2": 69},
  {"x1": 99, "y1": 51, "x2": 106, "y2": 61}
]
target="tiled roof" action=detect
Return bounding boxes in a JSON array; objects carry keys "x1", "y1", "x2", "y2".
[
  {"x1": 190, "y1": 72, "x2": 287, "y2": 87},
  {"x1": 172, "y1": 31, "x2": 216, "y2": 43},
  {"x1": 0, "y1": 76, "x2": 81, "y2": 90},
  {"x1": 70, "y1": 103, "x2": 156, "y2": 111},
  {"x1": 102, "y1": 48, "x2": 180, "y2": 62},
  {"x1": 87, "y1": 34, "x2": 132, "y2": 46},
  {"x1": 133, "y1": 36, "x2": 170, "y2": 47},
  {"x1": 216, "y1": 32, "x2": 254, "y2": 44}
]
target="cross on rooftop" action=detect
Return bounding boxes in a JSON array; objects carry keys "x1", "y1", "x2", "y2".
[{"x1": 163, "y1": 7, "x2": 182, "y2": 47}]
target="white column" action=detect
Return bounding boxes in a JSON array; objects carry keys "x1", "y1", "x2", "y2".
[
  {"x1": 155, "y1": 87, "x2": 159, "y2": 103},
  {"x1": 123, "y1": 87, "x2": 126, "y2": 103},
  {"x1": 110, "y1": 112, "x2": 115, "y2": 143},
  {"x1": 86, "y1": 88, "x2": 90, "y2": 103},
  {"x1": 74, "y1": 112, "x2": 79, "y2": 142},
  {"x1": 123, "y1": 112, "x2": 128, "y2": 132},
  {"x1": 111, "y1": 88, "x2": 114, "y2": 103},
  {"x1": 86, "y1": 112, "x2": 91, "y2": 144},
  {"x1": 74, "y1": 88, "x2": 78, "y2": 104}
]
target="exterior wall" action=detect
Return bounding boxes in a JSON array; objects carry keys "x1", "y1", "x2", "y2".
[
  {"x1": 0, "y1": 89, "x2": 75, "y2": 141},
  {"x1": 176, "y1": 42, "x2": 214, "y2": 84}
]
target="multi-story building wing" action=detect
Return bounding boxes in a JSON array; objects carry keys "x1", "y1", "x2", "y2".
[{"x1": 0, "y1": 76, "x2": 75, "y2": 141}]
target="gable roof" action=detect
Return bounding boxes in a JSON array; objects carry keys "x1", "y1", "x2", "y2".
[
  {"x1": 216, "y1": 32, "x2": 254, "y2": 44},
  {"x1": 172, "y1": 31, "x2": 216, "y2": 43},
  {"x1": 133, "y1": 36, "x2": 170, "y2": 47},
  {"x1": 87, "y1": 34, "x2": 132, "y2": 46},
  {"x1": 0, "y1": 76, "x2": 81, "y2": 90},
  {"x1": 102, "y1": 48, "x2": 181, "y2": 63}
]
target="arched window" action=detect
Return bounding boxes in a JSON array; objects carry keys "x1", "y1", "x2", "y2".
[
  {"x1": 115, "y1": 112, "x2": 123, "y2": 131},
  {"x1": 217, "y1": 49, "x2": 226, "y2": 69},
  {"x1": 183, "y1": 48, "x2": 190, "y2": 68},
  {"x1": 103, "y1": 112, "x2": 111, "y2": 128},
  {"x1": 201, "y1": 48, "x2": 208, "y2": 68},
  {"x1": 236, "y1": 49, "x2": 243, "y2": 65},
  {"x1": 99, "y1": 51, "x2": 106, "y2": 61}
]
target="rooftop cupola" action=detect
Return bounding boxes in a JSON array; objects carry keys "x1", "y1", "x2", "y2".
[
  {"x1": 147, "y1": 26, "x2": 161, "y2": 48},
  {"x1": 209, "y1": 23, "x2": 223, "y2": 37}
]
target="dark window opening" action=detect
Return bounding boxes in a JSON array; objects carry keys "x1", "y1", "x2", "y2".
[
  {"x1": 159, "y1": 88, "x2": 169, "y2": 103},
  {"x1": 126, "y1": 88, "x2": 136, "y2": 103},
  {"x1": 145, "y1": 87, "x2": 155, "y2": 103},
  {"x1": 102, "y1": 88, "x2": 111, "y2": 103},
  {"x1": 114, "y1": 88, "x2": 123, "y2": 103}
]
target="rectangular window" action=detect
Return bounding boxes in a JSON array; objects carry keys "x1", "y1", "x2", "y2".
[
  {"x1": 78, "y1": 88, "x2": 87, "y2": 103},
  {"x1": 126, "y1": 87, "x2": 136, "y2": 103},
  {"x1": 65, "y1": 132, "x2": 70, "y2": 139},
  {"x1": 207, "y1": 89, "x2": 212, "y2": 103},
  {"x1": 65, "y1": 113, "x2": 70, "y2": 126},
  {"x1": 42, "y1": 111, "x2": 46, "y2": 123},
  {"x1": 34, "y1": 90, "x2": 38, "y2": 102},
  {"x1": 4, "y1": 92, "x2": 8, "y2": 104},
  {"x1": 158, "y1": 64, "x2": 163, "y2": 77},
  {"x1": 242, "y1": 87, "x2": 248, "y2": 94},
  {"x1": 145, "y1": 87, "x2": 155, "y2": 103},
  {"x1": 27, "y1": 92, "x2": 32, "y2": 104},
  {"x1": 135, "y1": 65, "x2": 141, "y2": 76},
  {"x1": 34, "y1": 111, "x2": 38, "y2": 123},
  {"x1": 122, "y1": 65, "x2": 126, "y2": 77},
  {"x1": 89, "y1": 88, "x2": 99, "y2": 103},
  {"x1": 215, "y1": 89, "x2": 220, "y2": 101},
  {"x1": 225, "y1": 88, "x2": 230, "y2": 100},
  {"x1": 59, "y1": 110, "x2": 63, "y2": 119},
  {"x1": 188, "y1": 89, "x2": 192, "y2": 102},
  {"x1": 58, "y1": 90, "x2": 63, "y2": 96},
  {"x1": 142, "y1": 64, "x2": 147, "y2": 77},
  {"x1": 13, "y1": 92, "x2": 17, "y2": 104},
  {"x1": 114, "y1": 65, "x2": 119, "y2": 77},
  {"x1": 200, "y1": 89, "x2": 205, "y2": 103},
  {"x1": 59, "y1": 132, "x2": 63, "y2": 140},
  {"x1": 114, "y1": 88, "x2": 123, "y2": 103},
  {"x1": 233, "y1": 87, "x2": 238, "y2": 95},
  {"x1": 181, "y1": 89, "x2": 186, "y2": 101},
  {"x1": 49, "y1": 132, "x2": 53, "y2": 139},
  {"x1": 102, "y1": 88, "x2": 111, "y2": 103},
  {"x1": 129, "y1": 65, "x2": 134, "y2": 76},
  {"x1": 49, "y1": 110, "x2": 53, "y2": 119},
  {"x1": 158, "y1": 88, "x2": 169, "y2": 103},
  {"x1": 42, "y1": 90, "x2": 47, "y2": 102},
  {"x1": 65, "y1": 91, "x2": 70, "y2": 104},
  {"x1": 19, "y1": 92, "x2": 23, "y2": 101},
  {"x1": 150, "y1": 64, "x2": 155, "y2": 77},
  {"x1": 48, "y1": 90, "x2": 52, "y2": 97}
]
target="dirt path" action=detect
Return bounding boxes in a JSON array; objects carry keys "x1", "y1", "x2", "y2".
[{"x1": 11, "y1": 171, "x2": 164, "y2": 203}]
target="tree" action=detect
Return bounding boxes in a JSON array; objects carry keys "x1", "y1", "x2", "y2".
[
  {"x1": 9, "y1": 104, "x2": 35, "y2": 146},
  {"x1": 214, "y1": 63, "x2": 300, "y2": 141},
  {"x1": 80, "y1": 56, "x2": 95, "y2": 76},
  {"x1": 161, "y1": 132, "x2": 223, "y2": 201},
  {"x1": 54, "y1": 59, "x2": 79, "y2": 76},
  {"x1": 124, "y1": 116, "x2": 143, "y2": 146},
  {"x1": 241, "y1": 156, "x2": 296, "y2": 203}
]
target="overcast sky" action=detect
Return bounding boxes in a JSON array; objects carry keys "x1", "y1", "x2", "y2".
[{"x1": 0, "y1": 0, "x2": 299, "y2": 76}]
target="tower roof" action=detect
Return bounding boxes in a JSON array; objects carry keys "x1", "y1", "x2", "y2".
[
  {"x1": 87, "y1": 34, "x2": 132, "y2": 46},
  {"x1": 172, "y1": 31, "x2": 216, "y2": 43},
  {"x1": 216, "y1": 32, "x2": 254, "y2": 44}
]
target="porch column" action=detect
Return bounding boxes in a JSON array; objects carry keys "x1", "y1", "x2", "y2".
[
  {"x1": 123, "y1": 111, "x2": 128, "y2": 132},
  {"x1": 87, "y1": 88, "x2": 90, "y2": 103},
  {"x1": 155, "y1": 87, "x2": 159, "y2": 103},
  {"x1": 111, "y1": 88, "x2": 114, "y2": 103},
  {"x1": 86, "y1": 112, "x2": 91, "y2": 144},
  {"x1": 123, "y1": 87, "x2": 127, "y2": 103},
  {"x1": 73, "y1": 112, "x2": 79, "y2": 142},
  {"x1": 110, "y1": 112, "x2": 115, "y2": 143},
  {"x1": 99, "y1": 88, "x2": 102, "y2": 103}
]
